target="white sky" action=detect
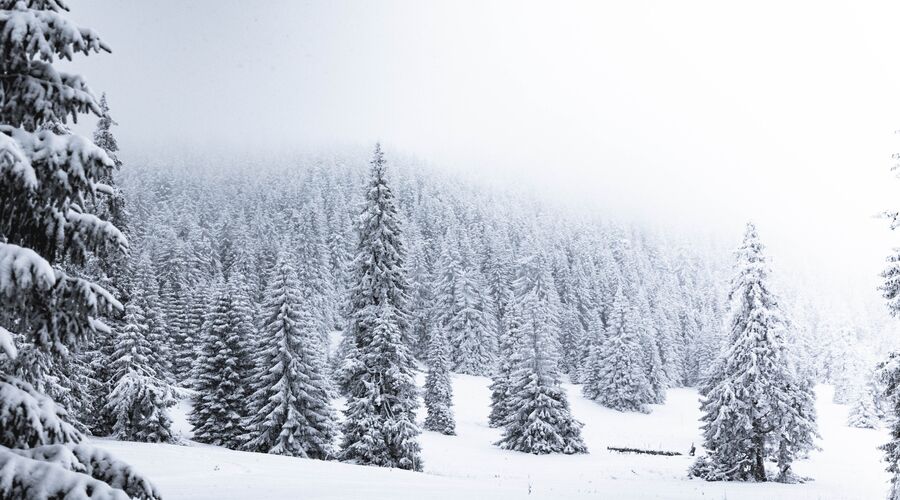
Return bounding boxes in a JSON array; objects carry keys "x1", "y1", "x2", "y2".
[{"x1": 67, "y1": 0, "x2": 900, "y2": 313}]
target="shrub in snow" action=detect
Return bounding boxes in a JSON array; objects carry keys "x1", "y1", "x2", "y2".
[
  {"x1": 692, "y1": 223, "x2": 817, "y2": 482},
  {"x1": 340, "y1": 145, "x2": 422, "y2": 471}
]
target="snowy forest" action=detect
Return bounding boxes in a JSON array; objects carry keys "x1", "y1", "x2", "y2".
[{"x1": 4, "y1": 1, "x2": 900, "y2": 499}]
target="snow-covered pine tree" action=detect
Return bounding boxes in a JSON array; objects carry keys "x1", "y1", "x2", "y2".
[
  {"x1": 488, "y1": 305, "x2": 516, "y2": 428},
  {"x1": 91, "y1": 93, "x2": 128, "y2": 237},
  {"x1": 487, "y1": 233, "x2": 515, "y2": 428},
  {"x1": 244, "y1": 252, "x2": 337, "y2": 458},
  {"x1": 424, "y1": 327, "x2": 455, "y2": 435},
  {"x1": 292, "y1": 204, "x2": 336, "y2": 352},
  {"x1": 132, "y1": 252, "x2": 171, "y2": 381},
  {"x1": 692, "y1": 222, "x2": 817, "y2": 482},
  {"x1": 559, "y1": 249, "x2": 600, "y2": 384},
  {"x1": 103, "y1": 256, "x2": 175, "y2": 443},
  {"x1": 848, "y1": 378, "x2": 880, "y2": 429},
  {"x1": 406, "y1": 223, "x2": 435, "y2": 358},
  {"x1": 340, "y1": 144, "x2": 422, "y2": 471},
  {"x1": 9, "y1": 338, "x2": 93, "y2": 432},
  {"x1": 880, "y1": 249, "x2": 900, "y2": 318},
  {"x1": 831, "y1": 328, "x2": 861, "y2": 405},
  {"x1": 495, "y1": 249, "x2": 587, "y2": 455},
  {"x1": 183, "y1": 283, "x2": 211, "y2": 381},
  {"x1": 0, "y1": 1, "x2": 160, "y2": 497},
  {"x1": 448, "y1": 230, "x2": 496, "y2": 376},
  {"x1": 879, "y1": 352, "x2": 900, "y2": 499},
  {"x1": 189, "y1": 277, "x2": 254, "y2": 449},
  {"x1": 636, "y1": 289, "x2": 667, "y2": 405},
  {"x1": 581, "y1": 288, "x2": 652, "y2": 413}
]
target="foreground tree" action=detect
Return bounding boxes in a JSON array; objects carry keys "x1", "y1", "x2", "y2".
[
  {"x1": 0, "y1": 1, "x2": 160, "y2": 497},
  {"x1": 495, "y1": 251, "x2": 587, "y2": 455},
  {"x1": 244, "y1": 253, "x2": 337, "y2": 458},
  {"x1": 340, "y1": 144, "x2": 422, "y2": 470},
  {"x1": 691, "y1": 223, "x2": 817, "y2": 482}
]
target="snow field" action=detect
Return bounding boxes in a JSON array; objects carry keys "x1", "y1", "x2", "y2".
[{"x1": 95, "y1": 377, "x2": 888, "y2": 499}]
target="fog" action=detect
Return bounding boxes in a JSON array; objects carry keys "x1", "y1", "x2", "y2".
[{"x1": 67, "y1": 0, "x2": 900, "y2": 318}]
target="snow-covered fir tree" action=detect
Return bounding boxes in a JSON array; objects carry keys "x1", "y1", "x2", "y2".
[
  {"x1": 131, "y1": 252, "x2": 172, "y2": 381},
  {"x1": 0, "y1": 0, "x2": 160, "y2": 496},
  {"x1": 103, "y1": 257, "x2": 175, "y2": 443},
  {"x1": 880, "y1": 249, "x2": 900, "y2": 318},
  {"x1": 291, "y1": 203, "x2": 337, "y2": 349},
  {"x1": 340, "y1": 144, "x2": 422, "y2": 470},
  {"x1": 582, "y1": 288, "x2": 652, "y2": 413},
  {"x1": 189, "y1": 277, "x2": 254, "y2": 449},
  {"x1": 448, "y1": 230, "x2": 496, "y2": 376},
  {"x1": 406, "y1": 223, "x2": 436, "y2": 358},
  {"x1": 487, "y1": 296, "x2": 517, "y2": 429},
  {"x1": 692, "y1": 223, "x2": 817, "y2": 482},
  {"x1": 830, "y1": 327, "x2": 861, "y2": 405},
  {"x1": 424, "y1": 327, "x2": 456, "y2": 435},
  {"x1": 848, "y1": 378, "x2": 881, "y2": 429},
  {"x1": 495, "y1": 249, "x2": 587, "y2": 455},
  {"x1": 244, "y1": 252, "x2": 338, "y2": 458},
  {"x1": 880, "y1": 352, "x2": 900, "y2": 500}
]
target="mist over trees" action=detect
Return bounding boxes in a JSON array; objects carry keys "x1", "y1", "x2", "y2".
[{"x1": 5, "y1": 1, "x2": 900, "y2": 498}]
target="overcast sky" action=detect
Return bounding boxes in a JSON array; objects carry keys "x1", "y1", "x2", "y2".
[{"x1": 66, "y1": 0, "x2": 900, "y2": 308}]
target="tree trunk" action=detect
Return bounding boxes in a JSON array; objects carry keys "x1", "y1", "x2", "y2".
[{"x1": 752, "y1": 436, "x2": 767, "y2": 481}]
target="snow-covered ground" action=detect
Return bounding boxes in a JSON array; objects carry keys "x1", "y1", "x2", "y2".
[{"x1": 94, "y1": 376, "x2": 889, "y2": 499}]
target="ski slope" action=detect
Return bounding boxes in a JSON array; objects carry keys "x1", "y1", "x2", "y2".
[{"x1": 94, "y1": 376, "x2": 888, "y2": 499}]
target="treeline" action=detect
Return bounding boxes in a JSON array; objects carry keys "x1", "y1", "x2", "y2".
[{"x1": 9, "y1": 141, "x2": 731, "y2": 449}]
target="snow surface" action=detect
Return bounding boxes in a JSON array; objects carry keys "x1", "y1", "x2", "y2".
[{"x1": 93, "y1": 377, "x2": 888, "y2": 499}]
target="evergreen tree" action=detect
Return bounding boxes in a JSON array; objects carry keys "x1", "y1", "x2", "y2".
[
  {"x1": 488, "y1": 310, "x2": 515, "y2": 428},
  {"x1": 340, "y1": 144, "x2": 422, "y2": 471},
  {"x1": 183, "y1": 282, "x2": 212, "y2": 381},
  {"x1": 424, "y1": 328, "x2": 456, "y2": 435},
  {"x1": 132, "y1": 252, "x2": 171, "y2": 381},
  {"x1": 189, "y1": 278, "x2": 254, "y2": 449},
  {"x1": 692, "y1": 223, "x2": 817, "y2": 482},
  {"x1": 880, "y1": 352, "x2": 900, "y2": 499},
  {"x1": 406, "y1": 224, "x2": 436, "y2": 358},
  {"x1": 0, "y1": 0, "x2": 160, "y2": 496},
  {"x1": 244, "y1": 253, "x2": 337, "y2": 458},
  {"x1": 448, "y1": 231, "x2": 496, "y2": 376},
  {"x1": 293, "y1": 204, "x2": 336, "y2": 351},
  {"x1": 880, "y1": 249, "x2": 900, "y2": 318},
  {"x1": 848, "y1": 380, "x2": 881, "y2": 429},
  {"x1": 105, "y1": 371, "x2": 174, "y2": 443},
  {"x1": 582, "y1": 288, "x2": 651, "y2": 413},
  {"x1": 495, "y1": 251, "x2": 587, "y2": 455},
  {"x1": 103, "y1": 258, "x2": 175, "y2": 443},
  {"x1": 487, "y1": 235, "x2": 515, "y2": 428}
]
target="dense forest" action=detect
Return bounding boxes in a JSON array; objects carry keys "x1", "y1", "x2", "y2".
[{"x1": 1, "y1": 2, "x2": 898, "y2": 499}]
